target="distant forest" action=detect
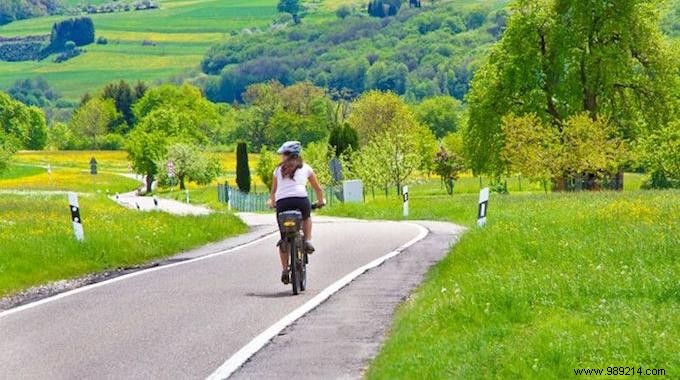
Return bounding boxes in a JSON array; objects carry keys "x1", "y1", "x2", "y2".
[{"x1": 201, "y1": 3, "x2": 507, "y2": 103}]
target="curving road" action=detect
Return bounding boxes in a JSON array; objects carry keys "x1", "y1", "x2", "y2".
[{"x1": 0, "y1": 215, "x2": 461, "y2": 379}]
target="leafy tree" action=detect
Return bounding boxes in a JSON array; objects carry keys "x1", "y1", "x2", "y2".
[
  {"x1": 48, "y1": 122, "x2": 75, "y2": 150},
  {"x1": 348, "y1": 90, "x2": 416, "y2": 145},
  {"x1": 328, "y1": 122, "x2": 359, "y2": 157},
  {"x1": 157, "y1": 143, "x2": 221, "y2": 190},
  {"x1": 256, "y1": 147, "x2": 278, "y2": 191},
  {"x1": 639, "y1": 121, "x2": 680, "y2": 189},
  {"x1": 102, "y1": 80, "x2": 137, "y2": 131},
  {"x1": 133, "y1": 84, "x2": 225, "y2": 145},
  {"x1": 414, "y1": 96, "x2": 461, "y2": 139},
  {"x1": 500, "y1": 113, "x2": 560, "y2": 192},
  {"x1": 304, "y1": 142, "x2": 333, "y2": 186},
  {"x1": 25, "y1": 107, "x2": 48, "y2": 150},
  {"x1": 434, "y1": 146, "x2": 464, "y2": 195},
  {"x1": 127, "y1": 108, "x2": 207, "y2": 193},
  {"x1": 69, "y1": 97, "x2": 119, "y2": 149},
  {"x1": 7, "y1": 77, "x2": 60, "y2": 108},
  {"x1": 365, "y1": 61, "x2": 408, "y2": 94},
  {"x1": 348, "y1": 91, "x2": 433, "y2": 194},
  {"x1": 0, "y1": 90, "x2": 48, "y2": 150},
  {"x1": 466, "y1": 0, "x2": 680, "y2": 179},
  {"x1": 232, "y1": 81, "x2": 331, "y2": 150},
  {"x1": 236, "y1": 142, "x2": 251, "y2": 193},
  {"x1": 50, "y1": 17, "x2": 95, "y2": 49},
  {"x1": 558, "y1": 114, "x2": 627, "y2": 190},
  {"x1": 501, "y1": 113, "x2": 627, "y2": 191}
]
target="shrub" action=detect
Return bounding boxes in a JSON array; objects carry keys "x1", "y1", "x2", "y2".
[
  {"x1": 336, "y1": 5, "x2": 352, "y2": 19},
  {"x1": 96, "y1": 36, "x2": 108, "y2": 45},
  {"x1": 100, "y1": 134, "x2": 126, "y2": 150}
]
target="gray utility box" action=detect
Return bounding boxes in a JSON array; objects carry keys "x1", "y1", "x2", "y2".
[{"x1": 342, "y1": 180, "x2": 364, "y2": 203}]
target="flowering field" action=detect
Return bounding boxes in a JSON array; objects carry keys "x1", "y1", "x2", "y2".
[
  {"x1": 0, "y1": 166, "x2": 140, "y2": 194},
  {"x1": 14, "y1": 150, "x2": 260, "y2": 176},
  {"x1": 0, "y1": 193, "x2": 247, "y2": 297},
  {"x1": 322, "y1": 190, "x2": 680, "y2": 378}
]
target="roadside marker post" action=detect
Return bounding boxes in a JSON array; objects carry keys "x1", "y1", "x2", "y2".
[
  {"x1": 403, "y1": 185, "x2": 409, "y2": 219},
  {"x1": 68, "y1": 192, "x2": 84, "y2": 241},
  {"x1": 90, "y1": 157, "x2": 97, "y2": 192},
  {"x1": 477, "y1": 187, "x2": 489, "y2": 227}
]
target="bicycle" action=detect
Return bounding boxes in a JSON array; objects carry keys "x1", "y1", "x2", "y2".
[{"x1": 277, "y1": 204, "x2": 322, "y2": 295}]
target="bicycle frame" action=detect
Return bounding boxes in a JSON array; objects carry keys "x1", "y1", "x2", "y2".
[{"x1": 278, "y1": 210, "x2": 307, "y2": 295}]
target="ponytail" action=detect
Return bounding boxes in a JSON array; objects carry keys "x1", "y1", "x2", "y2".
[{"x1": 280, "y1": 154, "x2": 303, "y2": 179}]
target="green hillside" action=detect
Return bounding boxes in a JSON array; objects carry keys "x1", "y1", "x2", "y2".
[
  {"x1": 1, "y1": 0, "x2": 676, "y2": 102},
  {"x1": 0, "y1": 0, "x2": 512, "y2": 101},
  {"x1": 0, "y1": 0, "x2": 282, "y2": 99}
]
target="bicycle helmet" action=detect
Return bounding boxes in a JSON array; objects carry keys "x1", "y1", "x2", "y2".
[{"x1": 277, "y1": 141, "x2": 302, "y2": 156}]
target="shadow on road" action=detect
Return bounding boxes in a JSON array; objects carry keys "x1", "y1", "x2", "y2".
[{"x1": 245, "y1": 291, "x2": 293, "y2": 299}]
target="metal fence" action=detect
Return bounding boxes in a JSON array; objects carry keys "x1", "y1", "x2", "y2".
[{"x1": 217, "y1": 183, "x2": 342, "y2": 212}]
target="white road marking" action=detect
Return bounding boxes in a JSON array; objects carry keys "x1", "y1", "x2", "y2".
[
  {"x1": 206, "y1": 223, "x2": 429, "y2": 380},
  {"x1": 0, "y1": 231, "x2": 279, "y2": 319}
]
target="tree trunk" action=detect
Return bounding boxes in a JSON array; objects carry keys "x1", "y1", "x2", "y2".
[
  {"x1": 146, "y1": 174, "x2": 154, "y2": 193},
  {"x1": 179, "y1": 175, "x2": 186, "y2": 191}
]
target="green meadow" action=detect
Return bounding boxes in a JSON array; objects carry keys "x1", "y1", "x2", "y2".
[
  {"x1": 0, "y1": 193, "x2": 247, "y2": 297},
  {"x1": 321, "y1": 188, "x2": 680, "y2": 378}
]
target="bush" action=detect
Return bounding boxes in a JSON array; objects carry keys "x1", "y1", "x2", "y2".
[
  {"x1": 336, "y1": 5, "x2": 352, "y2": 19},
  {"x1": 0, "y1": 36, "x2": 50, "y2": 62},
  {"x1": 236, "y1": 142, "x2": 251, "y2": 193},
  {"x1": 100, "y1": 134, "x2": 126, "y2": 150},
  {"x1": 96, "y1": 36, "x2": 108, "y2": 45}
]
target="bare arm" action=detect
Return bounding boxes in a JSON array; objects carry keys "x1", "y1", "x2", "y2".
[
  {"x1": 267, "y1": 175, "x2": 278, "y2": 208},
  {"x1": 308, "y1": 173, "x2": 325, "y2": 206}
]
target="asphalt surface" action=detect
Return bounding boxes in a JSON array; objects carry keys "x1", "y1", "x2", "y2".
[
  {"x1": 232, "y1": 221, "x2": 464, "y2": 380},
  {"x1": 0, "y1": 216, "x2": 457, "y2": 379}
]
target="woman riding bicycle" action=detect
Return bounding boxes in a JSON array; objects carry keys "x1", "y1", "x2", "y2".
[{"x1": 266, "y1": 141, "x2": 325, "y2": 285}]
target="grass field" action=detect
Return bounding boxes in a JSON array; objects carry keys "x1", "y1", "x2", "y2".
[
  {"x1": 0, "y1": 0, "x2": 346, "y2": 99},
  {"x1": 0, "y1": 149, "x2": 261, "y2": 298},
  {"x1": 0, "y1": 193, "x2": 247, "y2": 297},
  {"x1": 322, "y1": 190, "x2": 680, "y2": 378}
]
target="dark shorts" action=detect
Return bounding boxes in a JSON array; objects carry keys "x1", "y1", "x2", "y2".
[
  {"x1": 276, "y1": 197, "x2": 311, "y2": 239},
  {"x1": 276, "y1": 197, "x2": 311, "y2": 219}
]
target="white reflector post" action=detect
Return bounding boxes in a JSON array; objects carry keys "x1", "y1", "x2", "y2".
[
  {"x1": 403, "y1": 185, "x2": 409, "y2": 218},
  {"x1": 477, "y1": 187, "x2": 489, "y2": 227},
  {"x1": 68, "y1": 192, "x2": 84, "y2": 241}
]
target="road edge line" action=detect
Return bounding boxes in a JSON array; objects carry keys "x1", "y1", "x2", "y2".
[
  {"x1": 0, "y1": 231, "x2": 279, "y2": 319},
  {"x1": 206, "y1": 223, "x2": 430, "y2": 380}
]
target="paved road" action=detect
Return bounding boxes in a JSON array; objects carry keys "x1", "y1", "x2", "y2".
[
  {"x1": 112, "y1": 191, "x2": 212, "y2": 216},
  {"x1": 0, "y1": 216, "x2": 450, "y2": 379}
]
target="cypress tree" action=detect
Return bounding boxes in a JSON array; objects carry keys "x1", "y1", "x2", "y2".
[{"x1": 236, "y1": 142, "x2": 251, "y2": 193}]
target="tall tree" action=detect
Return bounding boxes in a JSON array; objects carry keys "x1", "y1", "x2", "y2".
[
  {"x1": 465, "y1": 0, "x2": 680, "y2": 178},
  {"x1": 102, "y1": 80, "x2": 136, "y2": 131},
  {"x1": 236, "y1": 142, "x2": 251, "y2": 193}
]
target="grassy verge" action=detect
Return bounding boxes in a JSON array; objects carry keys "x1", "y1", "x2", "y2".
[
  {"x1": 323, "y1": 190, "x2": 679, "y2": 378},
  {"x1": 0, "y1": 193, "x2": 248, "y2": 297}
]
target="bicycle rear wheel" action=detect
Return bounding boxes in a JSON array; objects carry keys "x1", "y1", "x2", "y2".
[{"x1": 290, "y1": 238, "x2": 300, "y2": 295}]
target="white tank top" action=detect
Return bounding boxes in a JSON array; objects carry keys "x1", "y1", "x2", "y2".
[{"x1": 274, "y1": 163, "x2": 314, "y2": 201}]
